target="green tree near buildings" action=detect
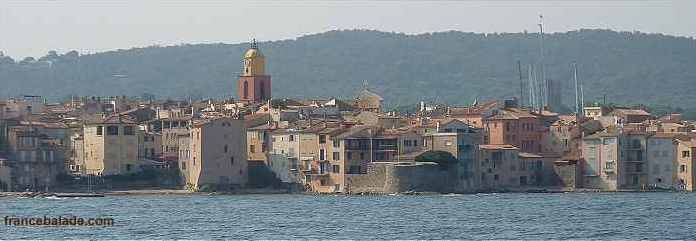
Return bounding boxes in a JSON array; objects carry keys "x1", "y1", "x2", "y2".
[{"x1": 415, "y1": 151, "x2": 458, "y2": 170}]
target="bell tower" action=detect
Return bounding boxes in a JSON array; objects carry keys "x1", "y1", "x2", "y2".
[{"x1": 238, "y1": 39, "x2": 271, "y2": 102}]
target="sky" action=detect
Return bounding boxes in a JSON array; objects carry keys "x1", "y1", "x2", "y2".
[{"x1": 0, "y1": 0, "x2": 694, "y2": 59}]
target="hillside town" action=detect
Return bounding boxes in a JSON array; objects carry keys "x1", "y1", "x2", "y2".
[{"x1": 1, "y1": 42, "x2": 695, "y2": 194}]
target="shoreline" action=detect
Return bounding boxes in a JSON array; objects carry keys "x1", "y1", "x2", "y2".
[{"x1": 1, "y1": 187, "x2": 686, "y2": 198}]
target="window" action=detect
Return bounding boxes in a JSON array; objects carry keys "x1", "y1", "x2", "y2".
[
  {"x1": 347, "y1": 152, "x2": 353, "y2": 160},
  {"x1": 260, "y1": 82, "x2": 266, "y2": 100},
  {"x1": 107, "y1": 126, "x2": 119, "y2": 136},
  {"x1": 333, "y1": 139, "x2": 340, "y2": 148},
  {"x1": 289, "y1": 135, "x2": 294, "y2": 142},
  {"x1": 680, "y1": 165, "x2": 687, "y2": 173},
  {"x1": 230, "y1": 157, "x2": 234, "y2": 166},
  {"x1": 181, "y1": 161, "x2": 187, "y2": 170},
  {"x1": 124, "y1": 126, "x2": 135, "y2": 135},
  {"x1": 682, "y1": 151, "x2": 690, "y2": 158},
  {"x1": 126, "y1": 164, "x2": 132, "y2": 172},
  {"x1": 332, "y1": 165, "x2": 340, "y2": 173},
  {"x1": 348, "y1": 165, "x2": 361, "y2": 174},
  {"x1": 333, "y1": 152, "x2": 340, "y2": 160},
  {"x1": 250, "y1": 145, "x2": 255, "y2": 153},
  {"x1": 319, "y1": 135, "x2": 326, "y2": 144},
  {"x1": 360, "y1": 152, "x2": 365, "y2": 160},
  {"x1": 224, "y1": 145, "x2": 228, "y2": 153},
  {"x1": 320, "y1": 149, "x2": 325, "y2": 160},
  {"x1": 243, "y1": 81, "x2": 249, "y2": 99},
  {"x1": 605, "y1": 161, "x2": 615, "y2": 170},
  {"x1": 96, "y1": 126, "x2": 103, "y2": 136}
]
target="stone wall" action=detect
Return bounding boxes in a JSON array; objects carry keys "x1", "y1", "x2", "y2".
[
  {"x1": 553, "y1": 160, "x2": 581, "y2": 188},
  {"x1": 346, "y1": 162, "x2": 455, "y2": 194},
  {"x1": 345, "y1": 163, "x2": 387, "y2": 194}
]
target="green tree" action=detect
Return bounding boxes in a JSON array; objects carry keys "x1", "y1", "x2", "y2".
[{"x1": 415, "y1": 150, "x2": 457, "y2": 170}]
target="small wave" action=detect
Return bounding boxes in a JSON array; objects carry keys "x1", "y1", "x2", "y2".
[{"x1": 45, "y1": 196, "x2": 66, "y2": 200}]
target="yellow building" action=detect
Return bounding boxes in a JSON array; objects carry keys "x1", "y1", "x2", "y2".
[
  {"x1": 83, "y1": 115, "x2": 140, "y2": 175},
  {"x1": 676, "y1": 138, "x2": 696, "y2": 191}
]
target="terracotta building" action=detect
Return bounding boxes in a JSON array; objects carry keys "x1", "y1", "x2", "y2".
[{"x1": 484, "y1": 107, "x2": 542, "y2": 154}]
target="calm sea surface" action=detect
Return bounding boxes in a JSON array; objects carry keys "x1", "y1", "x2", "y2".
[{"x1": 1, "y1": 192, "x2": 696, "y2": 239}]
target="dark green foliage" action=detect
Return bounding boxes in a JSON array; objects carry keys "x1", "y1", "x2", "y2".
[
  {"x1": 2, "y1": 29, "x2": 695, "y2": 112},
  {"x1": 415, "y1": 150, "x2": 458, "y2": 170}
]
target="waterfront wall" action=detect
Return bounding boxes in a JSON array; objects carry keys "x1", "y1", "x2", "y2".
[
  {"x1": 346, "y1": 162, "x2": 454, "y2": 194},
  {"x1": 553, "y1": 160, "x2": 582, "y2": 189}
]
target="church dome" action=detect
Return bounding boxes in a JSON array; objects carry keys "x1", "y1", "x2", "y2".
[{"x1": 244, "y1": 48, "x2": 264, "y2": 59}]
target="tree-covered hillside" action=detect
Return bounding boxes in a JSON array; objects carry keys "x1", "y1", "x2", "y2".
[{"x1": 1, "y1": 29, "x2": 695, "y2": 110}]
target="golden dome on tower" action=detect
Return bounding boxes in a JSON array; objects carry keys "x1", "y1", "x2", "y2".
[
  {"x1": 241, "y1": 39, "x2": 266, "y2": 76},
  {"x1": 243, "y1": 39, "x2": 264, "y2": 59},
  {"x1": 244, "y1": 48, "x2": 264, "y2": 59}
]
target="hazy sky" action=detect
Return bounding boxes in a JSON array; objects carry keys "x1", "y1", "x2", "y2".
[{"x1": 1, "y1": 0, "x2": 694, "y2": 58}]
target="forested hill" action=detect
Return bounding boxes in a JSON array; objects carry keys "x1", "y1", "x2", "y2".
[{"x1": 1, "y1": 29, "x2": 695, "y2": 111}]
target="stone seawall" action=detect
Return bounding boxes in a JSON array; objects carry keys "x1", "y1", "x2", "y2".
[{"x1": 346, "y1": 162, "x2": 454, "y2": 194}]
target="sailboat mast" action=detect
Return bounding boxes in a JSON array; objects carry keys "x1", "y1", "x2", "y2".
[
  {"x1": 580, "y1": 80, "x2": 585, "y2": 117},
  {"x1": 573, "y1": 62, "x2": 579, "y2": 120},
  {"x1": 518, "y1": 60, "x2": 524, "y2": 107},
  {"x1": 538, "y1": 14, "x2": 547, "y2": 110}
]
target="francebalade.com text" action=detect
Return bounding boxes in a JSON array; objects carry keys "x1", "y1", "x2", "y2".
[{"x1": 4, "y1": 216, "x2": 114, "y2": 227}]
